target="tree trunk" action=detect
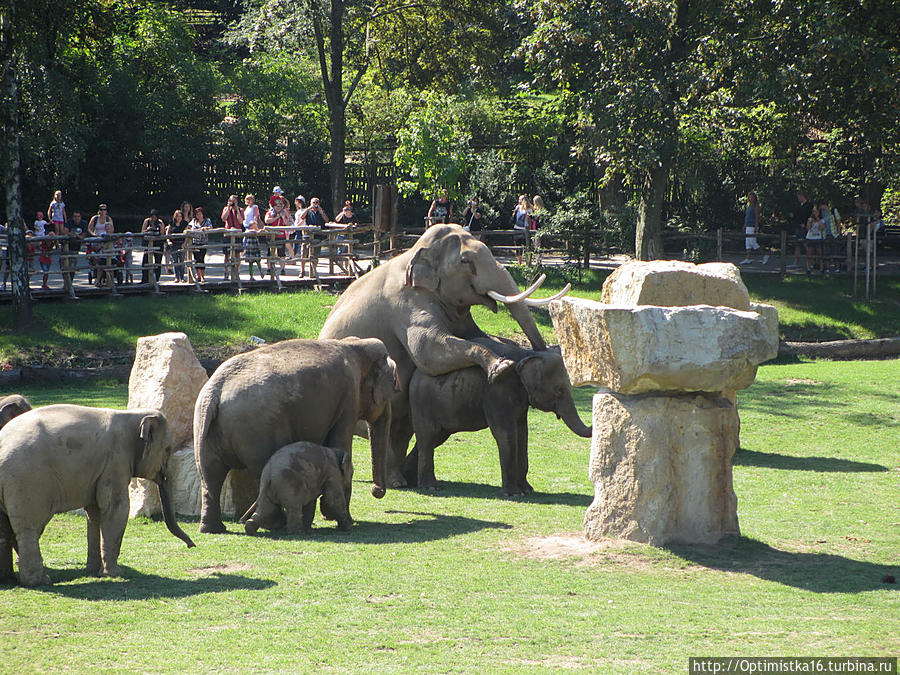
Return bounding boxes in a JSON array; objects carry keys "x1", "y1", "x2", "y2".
[
  {"x1": 1, "y1": 9, "x2": 32, "y2": 329},
  {"x1": 329, "y1": 105, "x2": 346, "y2": 211},
  {"x1": 635, "y1": 161, "x2": 668, "y2": 261}
]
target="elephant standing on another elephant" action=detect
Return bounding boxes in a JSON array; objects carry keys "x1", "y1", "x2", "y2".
[
  {"x1": 404, "y1": 339, "x2": 592, "y2": 495},
  {"x1": 0, "y1": 395, "x2": 31, "y2": 430},
  {"x1": 319, "y1": 224, "x2": 569, "y2": 487},
  {"x1": 193, "y1": 337, "x2": 400, "y2": 534},
  {"x1": 242, "y1": 442, "x2": 353, "y2": 534},
  {"x1": 0, "y1": 405, "x2": 195, "y2": 586}
]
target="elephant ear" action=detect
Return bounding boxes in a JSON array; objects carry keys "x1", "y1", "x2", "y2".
[
  {"x1": 405, "y1": 247, "x2": 439, "y2": 292},
  {"x1": 137, "y1": 413, "x2": 166, "y2": 476},
  {"x1": 514, "y1": 354, "x2": 545, "y2": 395}
]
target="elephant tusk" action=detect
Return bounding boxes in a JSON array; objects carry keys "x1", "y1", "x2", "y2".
[
  {"x1": 486, "y1": 274, "x2": 546, "y2": 304},
  {"x1": 523, "y1": 284, "x2": 572, "y2": 306}
]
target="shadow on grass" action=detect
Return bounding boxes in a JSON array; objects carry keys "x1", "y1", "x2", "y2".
[
  {"x1": 734, "y1": 448, "x2": 889, "y2": 473},
  {"x1": 247, "y1": 510, "x2": 513, "y2": 545},
  {"x1": 403, "y1": 480, "x2": 592, "y2": 507},
  {"x1": 30, "y1": 567, "x2": 275, "y2": 601},
  {"x1": 668, "y1": 536, "x2": 898, "y2": 593}
]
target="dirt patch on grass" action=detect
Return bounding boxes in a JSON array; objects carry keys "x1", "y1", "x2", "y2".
[
  {"x1": 507, "y1": 533, "x2": 706, "y2": 573},
  {"x1": 785, "y1": 378, "x2": 822, "y2": 386},
  {"x1": 189, "y1": 563, "x2": 253, "y2": 576}
]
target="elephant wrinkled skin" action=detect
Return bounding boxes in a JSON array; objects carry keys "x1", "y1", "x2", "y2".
[
  {"x1": 193, "y1": 337, "x2": 400, "y2": 534},
  {"x1": 0, "y1": 405, "x2": 194, "y2": 586},
  {"x1": 242, "y1": 442, "x2": 354, "y2": 534},
  {"x1": 405, "y1": 339, "x2": 592, "y2": 495},
  {"x1": 319, "y1": 224, "x2": 550, "y2": 486}
]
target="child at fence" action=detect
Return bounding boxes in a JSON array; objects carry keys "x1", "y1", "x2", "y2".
[
  {"x1": 33, "y1": 211, "x2": 54, "y2": 289},
  {"x1": 242, "y1": 194, "x2": 264, "y2": 279},
  {"x1": 88, "y1": 204, "x2": 115, "y2": 286}
]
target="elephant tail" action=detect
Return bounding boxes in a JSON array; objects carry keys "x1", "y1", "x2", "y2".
[{"x1": 193, "y1": 385, "x2": 220, "y2": 468}]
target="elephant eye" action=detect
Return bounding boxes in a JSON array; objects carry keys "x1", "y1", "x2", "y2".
[{"x1": 460, "y1": 256, "x2": 475, "y2": 274}]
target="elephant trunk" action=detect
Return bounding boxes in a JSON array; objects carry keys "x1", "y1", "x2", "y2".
[
  {"x1": 156, "y1": 476, "x2": 196, "y2": 548},
  {"x1": 558, "y1": 397, "x2": 592, "y2": 438}
]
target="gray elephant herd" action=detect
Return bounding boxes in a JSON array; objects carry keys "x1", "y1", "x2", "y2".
[{"x1": 0, "y1": 225, "x2": 591, "y2": 587}]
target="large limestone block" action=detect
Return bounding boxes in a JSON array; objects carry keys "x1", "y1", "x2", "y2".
[
  {"x1": 601, "y1": 260, "x2": 751, "y2": 310},
  {"x1": 128, "y1": 332, "x2": 208, "y2": 517},
  {"x1": 127, "y1": 332, "x2": 208, "y2": 447},
  {"x1": 750, "y1": 301, "x2": 780, "y2": 354},
  {"x1": 585, "y1": 390, "x2": 740, "y2": 545},
  {"x1": 549, "y1": 298, "x2": 778, "y2": 394}
]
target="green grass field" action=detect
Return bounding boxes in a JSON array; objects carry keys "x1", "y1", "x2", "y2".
[{"x1": 1, "y1": 358, "x2": 897, "y2": 672}]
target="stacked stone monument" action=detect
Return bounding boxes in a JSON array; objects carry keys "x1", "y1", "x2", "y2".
[{"x1": 549, "y1": 261, "x2": 779, "y2": 545}]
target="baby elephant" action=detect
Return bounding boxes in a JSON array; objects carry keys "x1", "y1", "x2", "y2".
[
  {"x1": 0, "y1": 405, "x2": 195, "y2": 586},
  {"x1": 404, "y1": 339, "x2": 591, "y2": 495},
  {"x1": 242, "y1": 442, "x2": 354, "y2": 535}
]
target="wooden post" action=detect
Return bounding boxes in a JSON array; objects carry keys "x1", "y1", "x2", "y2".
[
  {"x1": 716, "y1": 228, "x2": 723, "y2": 261},
  {"x1": 779, "y1": 230, "x2": 787, "y2": 276}
]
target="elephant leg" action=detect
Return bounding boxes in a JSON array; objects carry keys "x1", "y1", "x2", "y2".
[
  {"x1": 516, "y1": 413, "x2": 533, "y2": 494},
  {"x1": 387, "y1": 415, "x2": 413, "y2": 488},
  {"x1": 98, "y1": 503, "x2": 129, "y2": 578},
  {"x1": 245, "y1": 494, "x2": 284, "y2": 534},
  {"x1": 401, "y1": 445, "x2": 419, "y2": 486},
  {"x1": 14, "y1": 526, "x2": 51, "y2": 586},
  {"x1": 228, "y1": 469, "x2": 259, "y2": 525},
  {"x1": 301, "y1": 501, "x2": 316, "y2": 532},
  {"x1": 486, "y1": 414, "x2": 522, "y2": 496},
  {"x1": 285, "y1": 505, "x2": 307, "y2": 534},
  {"x1": 84, "y1": 505, "x2": 102, "y2": 576},
  {"x1": 0, "y1": 514, "x2": 15, "y2": 582},
  {"x1": 198, "y1": 453, "x2": 230, "y2": 533},
  {"x1": 417, "y1": 431, "x2": 450, "y2": 491}
]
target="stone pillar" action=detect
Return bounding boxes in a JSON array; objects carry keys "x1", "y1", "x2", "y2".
[
  {"x1": 127, "y1": 332, "x2": 208, "y2": 517},
  {"x1": 550, "y1": 260, "x2": 778, "y2": 546}
]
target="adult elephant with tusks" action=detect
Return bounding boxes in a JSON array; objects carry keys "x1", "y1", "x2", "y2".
[
  {"x1": 193, "y1": 337, "x2": 401, "y2": 534},
  {"x1": 319, "y1": 223, "x2": 569, "y2": 487}
]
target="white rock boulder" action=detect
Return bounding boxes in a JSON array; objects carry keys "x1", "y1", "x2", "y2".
[
  {"x1": 127, "y1": 332, "x2": 208, "y2": 517},
  {"x1": 549, "y1": 298, "x2": 778, "y2": 394},
  {"x1": 601, "y1": 260, "x2": 751, "y2": 310},
  {"x1": 585, "y1": 390, "x2": 740, "y2": 545}
]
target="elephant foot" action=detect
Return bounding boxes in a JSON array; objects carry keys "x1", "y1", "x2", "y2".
[
  {"x1": 86, "y1": 561, "x2": 102, "y2": 576},
  {"x1": 386, "y1": 471, "x2": 408, "y2": 489},
  {"x1": 487, "y1": 358, "x2": 515, "y2": 383},
  {"x1": 102, "y1": 564, "x2": 123, "y2": 578},
  {"x1": 520, "y1": 480, "x2": 534, "y2": 494},
  {"x1": 244, "y1": 520, "x2": 260, "y2": 535},
  {"x1": 19, "y1": 569, "x2": 51, "y2": 586},
  {"x1": 199, "y1": 520, "x2": 228, "y2": 534}
]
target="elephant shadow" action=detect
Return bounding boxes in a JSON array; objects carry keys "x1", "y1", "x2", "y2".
[
  {"x1": 667, "y1": 536, "x2": 899, "y2": 594},
  {"x1": 21, "y1": 567, "x2": 275, "y2": 601},
  {"x1": 401, "y1": 479, "x2": 593, "y2": 507},
  {"x1": 250, "y1": 509, "x2": 513, "y2": 545}
]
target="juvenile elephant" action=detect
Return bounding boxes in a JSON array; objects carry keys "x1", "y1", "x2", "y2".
[
  {"x1": 0, "y1": 405, "x2": 195, "y2": 586},
  {"x1": 404, "y1": 339, "x2": 592, "y2": 495},
  {"x1": 0, "y1": 394, "x2": 31, "y2": 429},
  {"x1": 242, "y1": 442, "x2": 353, "y2": 535},
  {"x1": 193, "y1": 337, "x2": 400, "y2": 534},
  {"x1": 319, "y1": 224, "x2": 568, "y2": 486}
]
